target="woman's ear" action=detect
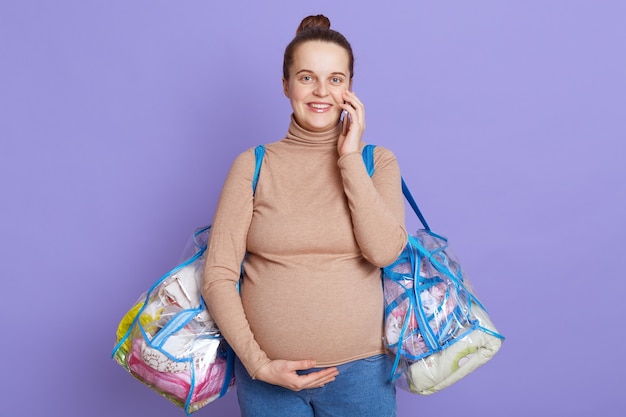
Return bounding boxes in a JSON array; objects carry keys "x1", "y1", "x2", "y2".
[{"x1": 282, "y1": 77, "x2": 289, "y2": 97}]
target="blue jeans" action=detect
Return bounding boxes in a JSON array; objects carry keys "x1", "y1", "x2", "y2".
[{"x1": 234, "y1": 354, "x2": 396, "y2": 417}]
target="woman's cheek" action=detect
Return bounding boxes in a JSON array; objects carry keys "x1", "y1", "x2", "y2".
[{"x1": 331, "y1": 90, "x2": 347, "y2": 107}]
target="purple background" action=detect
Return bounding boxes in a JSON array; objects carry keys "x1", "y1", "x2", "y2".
[{"x1": 1, "y1": 1, "x2": 624, "y2": 416}]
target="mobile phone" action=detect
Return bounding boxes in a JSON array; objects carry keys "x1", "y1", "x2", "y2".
[{"x1": 341, "y1": 109, "x2": 350, "y2": 135}]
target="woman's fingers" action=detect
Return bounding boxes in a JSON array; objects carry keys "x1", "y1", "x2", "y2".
[
  {"x1": 297, "y1": 367, "x2": 339, "y2": 389},
  {"x1": 255, "y1": 359, "x2": 339, "y2": 391},
  {"x1": 342, "y1": 90, "x2": 365, "y2": 125},
  {"x1": 283, "y1": 360, "x2": 339, "y2": 390},
  {"x1": 338, "y1": 90, "x2": 366, "y2": 156}
]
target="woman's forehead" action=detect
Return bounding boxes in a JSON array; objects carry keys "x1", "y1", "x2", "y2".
[{"x1": 291, "y1": 41, "x2": 350, "y2": 73}]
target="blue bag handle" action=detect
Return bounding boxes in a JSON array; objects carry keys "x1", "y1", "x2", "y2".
[
  {"x1": 253, "y1": 145, "x2": 265, "y2": 194},
  {"x1": 361, "y1": 145, "x2": 430, "y2": 231}
]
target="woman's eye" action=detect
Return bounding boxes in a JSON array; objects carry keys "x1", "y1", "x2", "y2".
[
  {"x1": 331, "y1": 77, "x2": 342, "y2": 84},
  {"x1": 301, "y1": 75, "x2": 313, "y2": 82}
]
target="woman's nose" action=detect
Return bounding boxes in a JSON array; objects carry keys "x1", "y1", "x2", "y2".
[{"x1": 314, "y1": 82, "x2": 328, "y2": 97}]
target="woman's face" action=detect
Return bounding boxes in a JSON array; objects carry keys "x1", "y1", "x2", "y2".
[{"x1": 283, "y1": 41, "x2": 352, "y2": 132}]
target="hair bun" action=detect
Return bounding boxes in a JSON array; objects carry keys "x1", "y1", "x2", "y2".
[{"x1": 296, "y1": 14, "x2": 331, "y2": 35}]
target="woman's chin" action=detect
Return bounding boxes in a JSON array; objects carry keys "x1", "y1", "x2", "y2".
[{"x1": 299, "y1": 114, "x2": 340, "y2": 132}]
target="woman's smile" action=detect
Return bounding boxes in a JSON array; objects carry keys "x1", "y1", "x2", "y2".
[{"x1": 309, "y1": 102, "x2": 332, "y2": 112}]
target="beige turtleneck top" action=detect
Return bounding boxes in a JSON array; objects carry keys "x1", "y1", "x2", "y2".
[{"x1": 202, "y1": 117, "x2": 408, "y2": 378}]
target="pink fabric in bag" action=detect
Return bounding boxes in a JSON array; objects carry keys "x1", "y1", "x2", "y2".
[{"x1": 127, "y1": 338, "x2": 230, "y2": 404}]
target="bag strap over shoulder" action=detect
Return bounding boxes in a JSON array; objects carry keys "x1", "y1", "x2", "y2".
[
  {"x1": 361, "y1": 144, "x2": 431, "y2": 231},
  {"x1": 253, "y1": 145, "x2": 265, "y2": 194}
]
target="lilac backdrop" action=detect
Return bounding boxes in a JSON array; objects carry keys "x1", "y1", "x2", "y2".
[{"x1": 1, "y1": 1, "x2": 624, "y2": 416}]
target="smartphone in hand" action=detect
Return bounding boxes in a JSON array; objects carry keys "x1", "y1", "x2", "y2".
[{"x1": 341, "y1": 109, "x2": 350, "y2": 136}]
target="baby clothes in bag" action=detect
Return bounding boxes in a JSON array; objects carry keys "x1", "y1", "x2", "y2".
[
  {"x1": 382, "y1": 230, "x2": 504, "y2": 394},
  {"x1": 112, "y1": 226, "x2": 235, "y2": 415},
  {"x1": 112, "y1": 146, "x2": 266, "y2": 414},
  {"x1": 361, "y1": 145, "x2": 504, "y2": 395}
]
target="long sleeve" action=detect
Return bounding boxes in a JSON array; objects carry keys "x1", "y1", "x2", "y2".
[
  {"x1": 338, "y1": 146, "x2": 408, "y2": 267},
  {"x1": 201, "y1": 149, "x2": 271, "y2": 378}
]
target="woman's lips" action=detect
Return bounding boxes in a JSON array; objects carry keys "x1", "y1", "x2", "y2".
[{"x1": 308, "y1": 103, "x2": 332, "y2": 113}]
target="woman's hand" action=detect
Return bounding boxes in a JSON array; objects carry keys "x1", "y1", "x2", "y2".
[
  {"x1": 254, "y1": 359, "x2": 339, "y2": 391},
  {"x1": 337, "y1": 90, "x2": 366, "y2": 157}
]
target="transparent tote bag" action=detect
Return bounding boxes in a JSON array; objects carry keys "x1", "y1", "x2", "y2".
[
  {"x1": 362, "y1": 145, "x2": 505, "y2": 395},
  {"x1": 112, "y1": 146, "x2": 266, "y2": 414}
]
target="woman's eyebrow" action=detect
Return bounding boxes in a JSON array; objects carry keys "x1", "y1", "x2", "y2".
[{"x1": 294, "y1": 69, "x2": 347, "y2": 77}]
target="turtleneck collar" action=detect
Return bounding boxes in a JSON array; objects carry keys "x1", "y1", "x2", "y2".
[{"x1": 285, "y1": 114, "x2": 342, "y2": 147}]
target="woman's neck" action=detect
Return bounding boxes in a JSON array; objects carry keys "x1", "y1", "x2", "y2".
[{"x1": 285, "y1": 114, "x2": 342, "y2": 146}]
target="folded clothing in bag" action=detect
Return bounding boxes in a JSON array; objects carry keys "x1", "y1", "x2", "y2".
[
  {"x1": 127, "y1": 336, "x2": 230, "y2": 405},
  {"x1": 112, "y1": 227, "x2": 235, "y2": 415},
  {"x1": 403, "y1": 298, "x2": 502, "y2": 394},
  {"x1": 382, "y1": 229, "x2": 504, "y2": 395}
]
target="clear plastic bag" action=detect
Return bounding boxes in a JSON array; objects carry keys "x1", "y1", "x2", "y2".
[
  {"x1": 383, "y1": 229, "x2": 504, "y2": 395},
  {"x1": 112, "y1": 226, "x2": 235, "y2": 414},
  {"x1": 112, "y1": 146, "x2": 266, "y2": 413},
  {"x1": 361, "y1": 144, "x2": 503, "y2": 394}
]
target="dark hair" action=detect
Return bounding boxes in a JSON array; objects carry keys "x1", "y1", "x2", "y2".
[{"x1": 283, "y1": 15, "x2": 354, "y2": 80}]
